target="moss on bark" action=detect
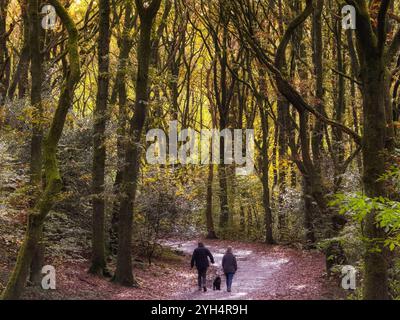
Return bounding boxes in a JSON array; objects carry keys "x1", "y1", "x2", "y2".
[{"x1": 1, "y1": 0, "x2": 80, "y2": 300}]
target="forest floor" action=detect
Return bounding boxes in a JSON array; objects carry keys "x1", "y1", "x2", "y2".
[{"x1": 0, "y1": 238, "x2": 342, "y2": 300}]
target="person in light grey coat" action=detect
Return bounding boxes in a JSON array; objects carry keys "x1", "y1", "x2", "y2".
[{"x1": 222, "y1": 247, "x2": 237, "y2": 292}]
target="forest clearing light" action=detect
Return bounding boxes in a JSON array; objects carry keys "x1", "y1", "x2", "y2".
[{"x1": 146, "y1": 121, "x2": 255, "y2": 176}]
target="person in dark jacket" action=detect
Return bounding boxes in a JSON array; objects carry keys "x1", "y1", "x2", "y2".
[
  {"x1": 191, "y1": 242, "x2": 215, "y2": 292},
  {"x1": 222, "y1": 247, "x2": 237, "y2": 292}
]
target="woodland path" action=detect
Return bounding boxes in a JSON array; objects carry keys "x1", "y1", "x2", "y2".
[{"x1": 164, "y1": 239, "x2": 335, "y2": 300}]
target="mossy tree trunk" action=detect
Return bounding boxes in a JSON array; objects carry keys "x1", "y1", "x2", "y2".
[
  {"x1": 113, "y1": 0, "x2": 161, "y2": 287},
  {"x1": 1, "y1": 0, "x2": 80, "y2": 299},
  {"x1": 345, "y1": 0, "x2": 400, "y2": 300}
]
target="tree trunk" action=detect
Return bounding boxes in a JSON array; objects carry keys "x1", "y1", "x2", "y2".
[
  {"x1": 346, "y1": 0, "x2": 396, "y2": 300},
  {"x1": 27, "y1": 0, "x2": 44, "y2": 285},
  {"x1": 311, "y1": 0, "x2": 324, "y2": 178},
  {"x1": 113, "y1": 0, "x2": 161, "y2": 287},
  {"x1": 205, "y1": 162, "x2": 217, "y2": 239},
  {"x1": 8, "y1": 0, "x2": 30, "y2": 99},
  {"x1": 109, "y1": 1, "x2": 135, "y2": 256},
  {"x1": 361, "y1": 61, "x2": 389, "y2": 300},
  {"x1": 302, "y1": 175, "x2": 315, "y2": 244},
  {"x1": 260, "y1": 107, "x2": 273, "y2": 244},
  {"x1": 246, "y1": 207, "x2": 252, "y2": 239},
  {"x1": 0, "y1": 0, "x2": 10, "y2": 105},
  {"x1": 1, "y1": 0, "x2": 80, "y2": 299},
  {"x1": 218, "y1": 160, "x2": 230, "y2": 228},
  {"x1": 239, "y1": 203, "x2": 245, "y2": 233},
  {"x1": 90, "y1": 0, "x2": 110, "y2": 276},
  {"x1": 332, "y1": 8, "x2": 346, "y2": 189},
  {"x1": 214, "y1": 7, "x2": 233, "y2": 230},
  {"x1": 276, "y1": 98, "x2": 289, "y2": 230}
]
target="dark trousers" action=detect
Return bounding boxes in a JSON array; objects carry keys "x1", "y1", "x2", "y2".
[{"x1": 197, "y1": 268, "x2": 207, "y2": 288}]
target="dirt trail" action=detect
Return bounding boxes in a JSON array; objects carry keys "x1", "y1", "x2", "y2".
[
  {"x1": 165, "y1": 239, "x2": 334, "y2": 300},
  {"x1": 2, "y1": 234, "x2": 336, "y2": 300}
]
